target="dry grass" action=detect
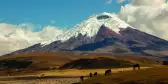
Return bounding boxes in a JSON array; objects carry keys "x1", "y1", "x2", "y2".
[
  {"x1": 0, "y1": 67, "x2": 151, "y2": 84},
  {"x1": 0, "y1": 52, "x2": 160, "y2": 67},
  {"x1": 0, "y1": 52, "x2": 160, "y2": 77},
  {"x1": 0, "y1": 66, "x2": 163, "y2": 84},
  {"x1": 0, "y1": 52, "x2": 79, "y2": 66},
  {"x1": 0, "y1": 52, "x2": 164, "y2": 84},
  {"x1": 40, "y1": 67, "x2": 150, "y2": 77},
  {"x1": 0, "y1": 67, "x2": 150, "y2": 81},
  {"x1": 0, "y1": 52, "x2": 80, "y2": 71},
  {"x1": 81, "y1": 66, "x2": 168, "y2": 84}
]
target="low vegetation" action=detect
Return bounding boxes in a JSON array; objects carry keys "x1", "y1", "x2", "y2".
[
  {"x1": 0, "y1": 60, "x2": 32, "y2": 69},
  {"x1": 80, "y1": 66, "x2": 168, "y2": 84},
  {"x1": 0, "y1": 52, "x2": 164, "y2": 84},
  {"x1": 0, "y1": 52, "x2": 161, "y2": 76},
  {"x1": 0, "y1": 52, "x2": 79, "y2": 71}
]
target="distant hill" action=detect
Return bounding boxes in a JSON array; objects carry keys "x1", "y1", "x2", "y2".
[
  {"x1": 59, "y1": 57, "x2": 134, "y2": 69},
  {"x1": 0, "y1": 53, "x2": 160, "y2": 71},
  {"x1": 0, "y1": 52, "x2": 79, "y2": 70}
]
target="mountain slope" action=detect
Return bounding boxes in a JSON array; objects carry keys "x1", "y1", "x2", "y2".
[
  {"x1": 4, "y1": 12, "x2": 168, "y2": 56},
  {"x1": 74, "y1": 25, "x2": 168, "y2": 55},
  {"x1": 41, "y1": 12, "x2": 131, "y2": 45}
]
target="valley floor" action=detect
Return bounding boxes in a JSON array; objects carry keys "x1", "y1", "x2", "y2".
[
  {"x1": 81, "y1": 66, "x2": 168, "y2": 84},
  {"x1": 0, "y1": 67, "x2": 151, "y2": 84}
]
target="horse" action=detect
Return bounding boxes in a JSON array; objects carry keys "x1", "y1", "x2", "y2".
[
  {"x1": 89, "y1": 73, "x2": 93, "y2": 78},
  {"x1": 105, "y1": 69, "x2": 111, "y2": 76},
  {"x1": 133, "y1": 64, "x2": 140, "y2": 71},
  {"x1": 80, "y1": 76, "x2": 84, "y2": 81},
  {"x1": 94, "y1": 72, "x2": 98, "y2": 76}
]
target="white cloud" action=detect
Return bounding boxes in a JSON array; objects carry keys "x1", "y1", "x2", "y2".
[
  {"x1": 51, "y1": 20, "x2": 56, "y2": 24},
  {"x1": 118, "y1": 0, "x2": 168, "y2": 40},
  {"x1": 105, "y1": 0, "x2": 112, "y2": 4},
  {"x1": 0, "y1": 23, "x2": 63, "y2": 55},
  {"x1": 117, "y1": 0, "x2": 126, "y2": 3},
  {"x1": 130, "y1": 0, "x2": 165, "y2": 6}
]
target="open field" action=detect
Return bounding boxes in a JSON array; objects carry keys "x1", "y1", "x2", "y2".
[
  {"x1": 0, "y1": 67, "x2": 151, "y2": 84},
  {"x1": 0, "y1": 52, "x2": 164, "y2": 84},
  {"x1": 81, "y1": 66, "x2": 168, "y2": 84},
  {"x1": 40, "y1": 67, "x2": 150, "y2": 77}
]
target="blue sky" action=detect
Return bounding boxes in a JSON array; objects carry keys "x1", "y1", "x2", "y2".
[{"x1": 0, "y1": 0, "x2": 129, "y2": 31}]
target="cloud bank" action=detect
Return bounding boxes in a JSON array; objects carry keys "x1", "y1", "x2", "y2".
[
  {"x1": 118, "y1": 0, "x2": 168, "y2": 40},
  {"x1": 0, "y1": 23, "x2": 63, "y2": 55}
]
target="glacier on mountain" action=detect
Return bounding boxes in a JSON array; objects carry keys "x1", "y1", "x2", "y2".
[{"x1": 41, "y1": 12, "x2": 133, "y2": 45}]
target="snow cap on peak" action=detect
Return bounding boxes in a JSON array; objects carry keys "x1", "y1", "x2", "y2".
[{"x1": 41, "y1": 12, "x2": 133, "y2": 45}]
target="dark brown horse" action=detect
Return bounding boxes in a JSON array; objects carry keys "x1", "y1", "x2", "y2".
[
  {"x1": 105, "y1": 69, "x2": 111, "y2": 76},
  {"x1": 89, "y1": 73, "x2": 93, "y2": 78},
  {"x1": 163, "y1": 61, "x2": 168, "y2": 65},
  {"x1": 94, "y1": 72, "x2": 98, "y2": 76},
  {"x1": 133, "y1": 64, "x2": 140, "y2": 71},
  {"x1": 80, "y1": 76, "x2": 84, "y2": 81}
]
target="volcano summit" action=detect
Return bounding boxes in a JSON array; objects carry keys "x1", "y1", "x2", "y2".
[{"x1": 5, "y1": 12, "x2": 168, "y2": 56}]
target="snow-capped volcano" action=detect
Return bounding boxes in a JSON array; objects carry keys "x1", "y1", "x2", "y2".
[
  {"x1": 4, "y1": 12, "x2": 168, "y2": 57},
  {"x1": 41, "y1": 12, "x2": 132, "y2": 45}
]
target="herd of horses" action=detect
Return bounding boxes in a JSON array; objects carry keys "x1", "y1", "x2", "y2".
[{"x1": 80, "y1": 64, "x2": 140, "y2": 81}]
